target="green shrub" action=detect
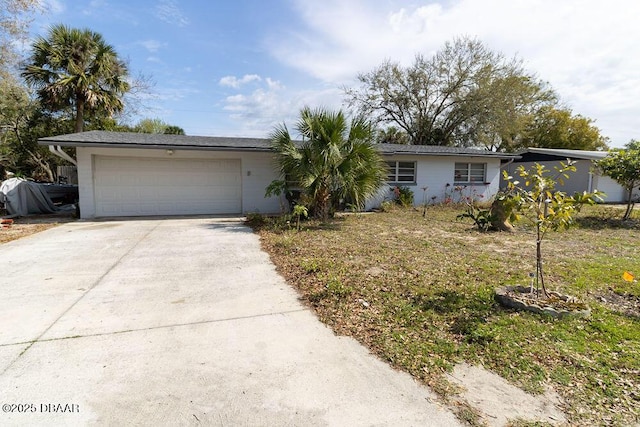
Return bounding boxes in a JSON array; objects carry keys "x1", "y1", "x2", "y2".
[{"x1": 393, "y1": 186, "x2": 414, "y2": 207}]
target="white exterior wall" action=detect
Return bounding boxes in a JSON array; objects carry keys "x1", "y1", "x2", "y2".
[
  {"x1": 76, "y1": 147, "x2": 281, "y2": 219},
  {"x1": 366, "y1": 155, "x2": 503, "y2": 210}
]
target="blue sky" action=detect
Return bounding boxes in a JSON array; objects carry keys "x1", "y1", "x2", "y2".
[{"x1": 29, "y1": 0, "x2": 640, "y2": 147}]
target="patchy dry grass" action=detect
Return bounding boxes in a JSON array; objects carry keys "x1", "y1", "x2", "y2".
[
  {"x1": 0, "y1": 213, "x2": 76, "y2": 244},
  {"x1": 254, "y1": 205, "x2": 640, "y2": 426}
]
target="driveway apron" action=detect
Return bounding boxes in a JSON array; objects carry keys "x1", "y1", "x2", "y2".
[{"x1": 0, "y1": 218, "x2": 460, "y2": 426}]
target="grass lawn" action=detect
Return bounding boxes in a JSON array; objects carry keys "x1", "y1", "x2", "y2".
[{"x1": 253, "y1": 205, "x2": 640, "y2": 426}]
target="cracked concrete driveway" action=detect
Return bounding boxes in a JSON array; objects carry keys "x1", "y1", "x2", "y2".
[{"x1": 0, "y1": 218, "x2": 460, "y2": 426}]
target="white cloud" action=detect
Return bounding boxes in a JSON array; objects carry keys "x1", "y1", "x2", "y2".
[
  {"x1": 219, "y1": 77, "x2": 343, "y2": 137},
  {"x1": 222, "y1": 79, "x2": 285, "y2": 118},
  {"x1": 267, "y1": 0, "x2": 640, "y2": 146},
  {"x1": 155, "y1": 0, "x2": 189, "y2": 27},
  {"x1": 138, "y1": 39, "x2": 166, "y2": 53},
  {"x1": 265, "y1": 78, "x2": 282, "y2": 90},
  {"x1": 43, "y1": 0, "x2": 64, "y2": 14},
  {"x1": 82, "y1": 0, "x2": 108, "y2": 15},
  {"x1": 219, "y1": 74, "x2": 262, "y2": 88}
]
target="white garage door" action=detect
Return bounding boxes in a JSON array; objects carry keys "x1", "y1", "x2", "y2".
[
  {"x1": 593, "y1": 175, "x2": 627, "y2": 203},
  {"x1": 94, "y1": 156, "x2": 242, "y2": 217}
]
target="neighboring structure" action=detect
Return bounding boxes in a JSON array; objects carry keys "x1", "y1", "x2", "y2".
[
  {"x1": 40, "y1": 131, "x2": 517, "y2": 219},
  {"x1": 503, "y1": 148, "x2": 632, "y2": 203}
]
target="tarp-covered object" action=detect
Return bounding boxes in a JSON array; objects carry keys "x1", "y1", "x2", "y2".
[{"x1": 0, "y1": 178, "x2": 57, "y2": 216}]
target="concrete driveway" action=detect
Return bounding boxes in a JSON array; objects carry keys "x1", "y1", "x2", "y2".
[{"x1": 0, "y1": 218, "x2": 460, "y2": 426}]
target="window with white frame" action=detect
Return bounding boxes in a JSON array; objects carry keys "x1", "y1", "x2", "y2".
[
  {"x1": 387, "y1": 161, "x2": 416, "y2": 183},
  {"x1": 454, "y1": 163, "x2": 486, "y2": 184}
]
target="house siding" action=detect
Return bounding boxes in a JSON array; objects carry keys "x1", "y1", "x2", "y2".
[
  {"x1": 76, "y1": 147, "x2": 281, "y2": 218},
  {"x1": 502, "y1": 159, "x2": 634, "y2": 203},
  {"x1": 503, "y1": 159, "x2": 593, "y2": 194},
  {"x1": 366, "y1": 155, "x2": 503, "y2": 210}
]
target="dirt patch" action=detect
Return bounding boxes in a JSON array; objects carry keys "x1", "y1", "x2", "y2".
[
  {"x1": 597, "y1": 289, "x2": 640, "y2": 319},
  {"x1": 364, "y1": 266, "x2": 384, "y2": 277},
  {"x1": 447, "y1": 363, "x2": 566, "y2": 426},
  {"x1": 0, "y1": 212, "x2": 76, "y2": 244}
]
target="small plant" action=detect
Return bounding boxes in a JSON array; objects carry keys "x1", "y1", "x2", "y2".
[
  {"x1": 392, "y1": 186, "x2": 414, "y2": 207},
  {"x1": 443, "y1": 183, "x2": 468, "y2": 205},
  {"x1": 325, "y1": 277, "x2": 353, "y2": 298},
  {"x1": 245, "y1": 212, "x2": 266, "y2": 226},
  {"x1": 380, "y1": 200, "x2": 395, "y2": 212},
  {"x1": 457, "y1": 190, "x2": 515, "y2": 232},
  {"x1": 292, "y1": 204, "x2": 308, "y2": 231},
  {"x1": 300, "y1": 259, "x2": 320, "y2": 274},
  {"x1": 421, "y1": 186, "x2": 429, "y2": 217},
  {"x1": 457, "y1": 203, "x2": 495, "y2": 232}
]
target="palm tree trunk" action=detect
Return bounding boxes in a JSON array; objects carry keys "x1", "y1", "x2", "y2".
[
  {"x1": 75, "y1": 97, "x2": 85, "y2": 133},
  {"x1": 315, "y1": 187, "x2": 331, "y2": 221}
]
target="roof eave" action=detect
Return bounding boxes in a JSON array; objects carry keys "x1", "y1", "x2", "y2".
[
  {"x1": 38, "y1": 135, "x2": 517, "y2": 158},
  {"x1": 382, "y1": 151, "x2": 518, "y2": 159},
  {"x1": 521, "y1": 147, "x2": 608, "y2": 160}
]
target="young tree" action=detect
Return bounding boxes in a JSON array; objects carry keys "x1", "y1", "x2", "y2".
[
  {"x1": 22, "y1": 24, "x2": 130, "y2": 133},
  {"x1": 345, "y1": 36, "x2": 556, "y2": 148},
  {"x1": 503, "y1": 162, "x2": 602, "y2": 297},
  {"x1": 269, "y1": 107, "x2": 387, "y2": 220},
  {"x1": 597, "y1": 141, "x2": 640, "y2": 220}
]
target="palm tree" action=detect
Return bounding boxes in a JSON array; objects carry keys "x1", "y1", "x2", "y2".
[
  {"x1": 270, "y1": 107, "x2": 387, "y2": 220},
  {"x1": 22, "y1": 24, "x2": 129, "y2": 133}
]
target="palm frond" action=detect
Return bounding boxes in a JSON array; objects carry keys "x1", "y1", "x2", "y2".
[
  {"x1": 21, "y1": 24, "x2": 129, "y2": 131},
  {"x1": 270, "y1": 106, "x2": 387, "y2": 218}
]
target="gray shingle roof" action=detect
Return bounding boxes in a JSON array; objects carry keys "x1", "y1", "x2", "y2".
[
  {"x1": 39, "y1": 130, "x2": 517, "y2": 159},
  {"x1": 375, "y1": 143, "x2": 516, "y2": 159},
  {"x1": 39, "y1": 131, "x2": 273, "y2": 151}
]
